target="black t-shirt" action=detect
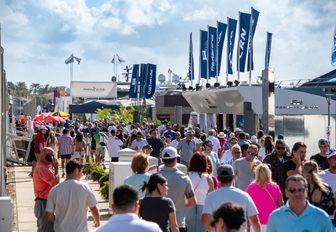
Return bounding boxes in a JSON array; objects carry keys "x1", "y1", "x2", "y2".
[
  {"x1": 146, "y1": 138, "x2": 164, "y2": 158},
  {"x1": 310, "y1": 153, "x2": 329, "y2": 170},
  {"x1": 283, "y1": 159, "x2": 297, "y2": 178},
  {"x1": 139, "y1": 197, "x2": 175, "y2": 232}
]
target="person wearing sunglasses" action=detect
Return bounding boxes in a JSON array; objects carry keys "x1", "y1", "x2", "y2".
[
  {"x1": 263, "y1": 139, "x2": 290, "y2": 194},
  {"x1": 267, "y1": 175, "x2": 333, "y2": 232}
]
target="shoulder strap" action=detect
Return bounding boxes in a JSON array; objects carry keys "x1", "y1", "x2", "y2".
[{"x1": 263, "y1": 185, "x2": 277, "y2": 207}]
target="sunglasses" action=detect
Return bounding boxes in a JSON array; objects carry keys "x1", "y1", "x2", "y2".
[
  {"x1": 248, "y1": 151, "x2": 257, "y2": 156},
  {"x1": 206, "y1": 144, "x2": 214, "y2": 147},
  {"x1": 276, "y1": 147, "x2": 285, "y2": 150},
  {"x1": 287, "y1": 187, "x2": 306, "y2": 194}
]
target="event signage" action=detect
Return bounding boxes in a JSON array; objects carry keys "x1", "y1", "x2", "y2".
[
  {"x1": 217, "y1": 21, "x2": 227, "y2": 76},
  {"x1": 227, "y1": 18, "x2": 237, "y2": 75},
  {"x1": 237, "y1": 12, "x2": 251, "y2": 72},
  {"x1": 70, "y1": 81, "x2": 117, "y2": 98},
  {"x1": 129, "y1": 64, "x2": 139, "y2": 98},
  {"x1": 200, "y1": 30, "x2": 208, "y2": 79},
  {"x1": 208, "y1": 25, "x2": 217, "y2": 78}
]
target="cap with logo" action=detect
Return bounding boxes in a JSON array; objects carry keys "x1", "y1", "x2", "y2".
[{"x1": 161, "y1": 146, "x2": 180, "y2": 160}]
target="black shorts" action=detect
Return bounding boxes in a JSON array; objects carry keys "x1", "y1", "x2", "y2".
[{"x1": 60, "y1": 154, "x2": 71, "y2": 159}]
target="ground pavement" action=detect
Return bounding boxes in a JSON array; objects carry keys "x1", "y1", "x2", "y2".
[{"x1": 12, "y1": 165, "x2": 110, "y2": 232}]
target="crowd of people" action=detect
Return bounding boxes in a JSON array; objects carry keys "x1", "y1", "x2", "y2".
[{"x1": 28, "y1": 118, "x2": 336, "y2": 232}]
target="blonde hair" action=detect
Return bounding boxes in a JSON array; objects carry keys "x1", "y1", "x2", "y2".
[
  {"x1": 47, "y1": 131, "x2": 57, "y2": 147},
  {"x1": 255, "y1": 164, "x2": 273, "y2": 187},
  {"x1": 205, "y1": 155, "x2": 214, "y2": 175},
  {"x1": 303, "y1": 161, "x2": 328, "y2": 193}
]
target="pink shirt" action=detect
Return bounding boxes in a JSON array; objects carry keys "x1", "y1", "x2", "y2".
[
  {"x1": 246, "y1": 181, "x2": 282, "y2": 224},
  {"x1": 33, "y1": 161, "x2": 56, "y2": 199}
]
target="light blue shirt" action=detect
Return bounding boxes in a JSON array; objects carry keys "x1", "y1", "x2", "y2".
[
  {"x1": 267, "y1": 201, "x2": 334, "y2": 232},
  {"x1": 124, "y1": 173, "x2": 151, "y2": 198}
]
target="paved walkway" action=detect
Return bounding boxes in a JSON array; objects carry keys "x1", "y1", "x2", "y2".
[{"x1": 13, "y1": 166, "x2": 110, "y2": 232}]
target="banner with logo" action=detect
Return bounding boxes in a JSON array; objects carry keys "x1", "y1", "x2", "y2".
[
  {"x1": 129, "y1": 64, "x2": 139, "y2": 98},
  {"x1": 217, "y1": 21, "x2": 227, "y2": 76},
  {"x1": 208, "y1": 26, "x2": 217, "y2": 78},
  {"x1": 144, "y1": 63, "x2": 156, "y2": 99},
  {"x1": 200, "y1": 30, "x2": 208, "y2": 79},
  {"x1": 247, "y1": 7, "x2": 260, "y2": 71},
  {"x1": 237, "y1": 12, "x2": 251, "y2": 72},
  {"x1": 188, "y1": 32, "x2": 195, "y2": 80},
  {"x1": 227, "y1": 18, "x2": 237, "y2": 75},
  {"x1": 265, "y1": 32, "x2": 273, "y2": 68},
  {"x1": 139, "y1": 64, "x2": 147, "y2": 99},
  {"x1": 332, "y1": 26, "x2": 336, "y2": 66}
]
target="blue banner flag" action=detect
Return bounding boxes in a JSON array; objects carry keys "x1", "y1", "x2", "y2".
[
  {"x1": 129, "y1": 64, "x2": 139, "y2": 98},
  {"x1": 265, "y1": 32, "x2": 273, "y2": 68},
  {"x1": 200, "y1": 30, "x2": 208, "y2": 79},
  {"x1": 188, "y1": 32, "x2": 195, "y2": 80},
  {"x1": 217, "y1": 21, "x2": 227, "y2": 76},
  {"x1": 208, "y1": 26, "x2": 217, "y2": 78},
  {"x1": 139, "y1": 64, "x2": 147, "y2": 99},
  {"x1": 227, "y1": 18, "x2": 237, "y2": 75},
  {"x1": 144, "y1": 64, "x2": 157, "y2": 99},
  {"x1": 247, "y1": 7, "x2": 260, "y2": 71},
  {"x1": 332, "y1": 26, "x2": 336, "y2": 66},
  {"x1": 237, "y1": 12, "x2": 251, "y2": 72}
]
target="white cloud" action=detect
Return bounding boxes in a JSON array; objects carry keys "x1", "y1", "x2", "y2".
[{"x1": 183, "y1": 6, "x2": 219, "y2": 21}]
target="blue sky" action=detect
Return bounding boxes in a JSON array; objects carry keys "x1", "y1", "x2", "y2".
[{"x1": 0, "y1": 0, "x2": 335, "y2": 87}]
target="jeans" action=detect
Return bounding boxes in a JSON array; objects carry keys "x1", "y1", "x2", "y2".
[
  {"x1": 34, "y1": 199, "x2": 54, "y2": 232},
  {"x1": 185, "y1": 204, "x2": 206, "y2": 232}
]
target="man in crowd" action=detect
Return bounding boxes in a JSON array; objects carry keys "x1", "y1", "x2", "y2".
[
  {"x1": 30, "y1": 125, "x2": 47, "y2": 176},
  {"x1": 160, "y1": 146, "x2": 196, "y2": 232},
  {"x1": 33, "y1": 147, "x2": 59, "y2": 232},
  {"x1": 320, "y1": 148, "x2": 336, "y2": 193},
  {"x1": 176, "y1": 130, "x2": 196, "y2": 165},
  {"x1": 202, "y1": 164, "x2": 261, "y2": 232},
  {"x1": 267, "y1": 175, "x2": 333, "y2": 231},
  {"x1": 225, "y1": 144, "x2": 241, "y2": 166},
  {"x1": 58, "y1": 128, "x2": 73, "y2": 177},
  {"x1": 163, "y1": 124, "x2": 176, "y2": 140},
  {"x1": 46, "y1": 161, "x2": 100, "y2": 232},
  {"x1": 207, "y1": 129, "x2": 221, "y2": 157},
  {"x1": 146, "y1": 129, "x2": 164, "y2": 158},
  {"x1": 95, "y1": 185, "x2": 161, "y2": 232},
  {"x1": 131, "y1": 131, "x2": 148, "y2": 152},
  {"x1": 220, "y1": 137, "x2": 238, "y2": 164},
  {"x1": 233, "y1": 144, "x2": 261, "y2": 190},
  {"x1": 263, "y1": 139, "x2": 290, "y2": 193},
  {"x1": 171, "y1": 131, "x2": 181, "y2": 148},
  {"x1": 203, "y1": 139, "x2": 220, "y2": 177},
  {"x1": 283, "y1": 142, "x2": 307, "y2": 178},
  {"x1": 310, "y1": 138, "x2": 330, "y2": 170},
  {"x1": 106, "y1": 129, "x2": 123, "y2": 162}
]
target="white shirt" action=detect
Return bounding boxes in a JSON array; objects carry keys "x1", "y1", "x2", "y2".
[
  {"x1": 320, "y1": 170, "x2": 336, "y2": 193},
  {"x1": 107, "y1": 125, "x2": 117, "y2": 135},
  {"x1": 131, "y1": 139, "x2": 148, "y2": 152},
  {"x1": 220, "y1": 149, "x2": 233, "y2": 164},
  {"x1": 94, "y1": 213, "x2": 161, "y2": 232},
  {"x1": 107, "y1": 136, "x2": 123, "y2": 158},
  {"x1": 171, "y1": 139, "x2": 180, "y2": 148},
  {"x1": 46, "y1": 180, "x2": 97, "y2": 232},
  {"x1": 207, "y1": 135, "x2": 221, "y2": 154},
  {"x1": 188, "y1": 172, "x2": 209, "y2": 205}
]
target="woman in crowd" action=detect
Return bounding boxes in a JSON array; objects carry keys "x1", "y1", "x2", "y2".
[
  {"x1": 186, "y1": 153, "x2": 214, "y2": 232},
  {"x1": 139, "y1": 173, "x2": 179, "y2": 232},
  {"x1": 303, "y1": 161, "x2": 335, "y2": 217},
  {"x1": 205, "y1": 155, "x2": 219, "y2": 190},
  {"x1": 258, "y1": 135, "x2": 274, "y2": 160},
  {"x1": 46, "y1": 131, "x2": 58, "y2": 156},
  {"x1": 246, "y1": 164, "x2": 283, "y2": 232},
  {"x1": 124, "y1": 153, "x2": 151, "y2": 198},
  {"x1": 72, "y1": 131, "x2": 86, "y2": 164}
]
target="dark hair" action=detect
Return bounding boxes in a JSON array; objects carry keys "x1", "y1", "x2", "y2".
[
  {"x1": 136, "y1": 132, "x2": 142, "y2": 136},
  {"x1": 238, "y1": 132, "x2": 245, "y2": 140},
  {"x1": 75, "y1": 132, "x2": 83, "y2": 142},
  {"x1": 162, "y1": 157, "x2": 176, "y2": 165},
  {"x1": 149, "y1": 129, "x2": 156, "y2": 134},
  {"x1": 285, "y1": 174, "x2": 308, "y2": 189},
  {"x1": 264, "y1": 135, "x2": 274, "y2": 154},
  {"x1": 141, "y1": 173, "x2": 167, "y2": 194},
  {"x1": 291, "y1": 142, "x2": 306, "y2": 156},
  {"x1": 188, "y1": 152, "x2": 207, "y2": 173},
  {"x1": 212, "y1": 202, "x2": 245, "y2": 230},
  {"x1": 66, "y1": 160, "x2": 82, "y2": 175},
  {"x1": 63, "y1": 128, "x2": 69, "y2": 135},
  {"x1": 110, "y1": 129, "x2": 116, "y2": 135},
  {"x1": 113, "y1": 185, "x2": 138, "y2": 211},
  {"x1": 70, "y1": 130, "x2": 75, "y2": 137},
  {"x1": 257, "y1": 130, "x2": 264, "y2": 139},
  {"x1": 240, "y1": 143, "x2": 249, "y2": 153}
]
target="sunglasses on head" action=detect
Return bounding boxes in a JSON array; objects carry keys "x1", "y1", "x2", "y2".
[{"x1": 287, "y1": 187, "x2": 305, "y2": 194}]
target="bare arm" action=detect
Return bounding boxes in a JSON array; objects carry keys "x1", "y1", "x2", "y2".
[
  {"x1": 185, "y1": 196, "x2": 196, "y2": 208},
  {"x1": 45, "y1": 212, "x2": 55, "y2": 222},
  {"x1": 277, "y1": 195, "x2": 284, "y2": 207},
  {"x1": 249, "y1": 215, "x2": 261, "y2": 232},
  {"x1": 168, "y1": 212, "x2": 179, "y2": 232},
  {"x1": 206, "y1": 175, "x2": 214, "y2": 193},
  {"x1": 89, "y1": 206, "x2": 100, "y2": 228},
  {"x1": 201, "y1": 213, "x2": 212, "y2": 232}
]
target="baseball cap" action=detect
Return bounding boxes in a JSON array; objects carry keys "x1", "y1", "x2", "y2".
[
  {"x1": 161, "y1": 146, "x2": 180, "y2": 160},
  {"x1": 39, "y1": 125, "x2": 47, "y2": 130},
  {"x1": 318, "y1": 138, "x2": 329, "y2": 146},
  {"x1": 217, "y1": 164, "x2": 234, "y2": 179},
  {"x1": 277, "y1": 134, "x2": 284, "y2": 140},
  {"x1": 327, "y1": 148, "x2": 336, "y2": 159}
]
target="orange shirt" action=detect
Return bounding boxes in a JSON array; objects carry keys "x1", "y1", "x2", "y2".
[{"x1": 33, "y1": 161, "x2": 56, "y2": 199}]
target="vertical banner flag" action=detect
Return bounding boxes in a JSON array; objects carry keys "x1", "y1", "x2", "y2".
[
  {"x1": 188, "y1": 32, "x2": 195, "y2": 80},
  {"x1": 200, "y1": 30, "x2": 208, "y2": 79},
  {"x1": 208, "y1": 26, "x2": 217, "y2": 78},
  {"x1": 265, "y1": 32, "x2": 273, "y2": 68},
  {"x1": 129, "y1": 64, "x2": 139, "y2": 98},
  {"x1": 217, "y1": 21, "x2": 227, "y2": 76},
  {"x1": 237, "y1": 12, "x2": 251, "y2": 72},
  {"x1": 227, "y1": 18, "x2": 237, "y2": 75},
  {"x1": 144, "y1": 64, "x2": 157, "y2": 99},
  {"x1": 247, "y1": 7, "x2": 260, "y2": 71},
  {"x1": 332, "y1": 25, "x2": 336, "y2": 66},
  {"x1": 139, "y1": 64, "x2": 147, "y2": 99}
]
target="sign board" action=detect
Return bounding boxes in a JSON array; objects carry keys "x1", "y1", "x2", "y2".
[{"x1": 70, "y1": 81, "x2": 117, "y2": 98}]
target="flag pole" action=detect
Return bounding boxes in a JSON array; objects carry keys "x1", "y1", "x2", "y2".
[
  {"x1": 70, "y1": 62, "x2": 73, "y2": 82},
  {"x1": 226, "y1": 18, "x2": 229, "y2": 86},
  {"x1": 116, "y1": 54, "x2": 118, "y2": 82},
  {"x1": 198, "y1": 30, "x2": 201, "y2": 86},
  {"x1": 237, "y1": 12, "x2": 241, "y2": 82},
  {"x1": 216, "y1": 22, "x2": 219, "y2": 83}
]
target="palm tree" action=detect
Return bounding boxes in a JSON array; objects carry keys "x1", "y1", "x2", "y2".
[
  {"x1": 16, "y1": 82, "x2": 29, "y2": 98},
  {"x1": 30, "y1": 83, "x2": 41, "y2": 95}
]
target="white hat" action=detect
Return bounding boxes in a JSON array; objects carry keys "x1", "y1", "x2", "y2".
[
  {"x1": 234, "y1": 128, "x2": 242, "y2": 133},
  {"x1": 39, "y1": 125, "x2": 47, "y2": 130},
  {"x1": 327, "y1": 148, "x2": 336, "y2": 159},
  {"x1": 229, "y1": 132, "x2": 236, "y2": 139},
  {"x1": 161, "y1": 146, "x2": 180, "y2": 159},
  {"x1": 218, "y1": 132, "x2": 226, "y2": 138}
]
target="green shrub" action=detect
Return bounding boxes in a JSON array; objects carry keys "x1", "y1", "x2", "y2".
[
  {"x1": 91, "y1": 165, "x2": 105, "y2": 181},
  {"x1": 99, "y1": 173, "x2": 109, "y2": 188},
  {"x1": 100, "y1": 181, "x2": 109, "y2": 201}
]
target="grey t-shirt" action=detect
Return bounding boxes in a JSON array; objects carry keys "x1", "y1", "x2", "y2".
[
  {"x1": 233, "y1": 158, "x2": 261, "y2": 191},
  {"x1": 160, "y1": 166, "x2": 195, "y2": 228},
  {"x1": 176, "y1": 139, "x2": 196, "y2": 163}
]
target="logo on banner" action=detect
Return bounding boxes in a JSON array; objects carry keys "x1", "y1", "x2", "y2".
[
  {"x1": 147, "y1": 69, "x2": 154, "y2": 95},
  {"x1": 210, "y1": 34, "x2": 215, "y2": 72},
  {"x1": 239, "y1": 28, "x2": 247, "y2": 59},
  {"x1": 229, "y1": 31, "x2": 234, "y2": 66}
]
